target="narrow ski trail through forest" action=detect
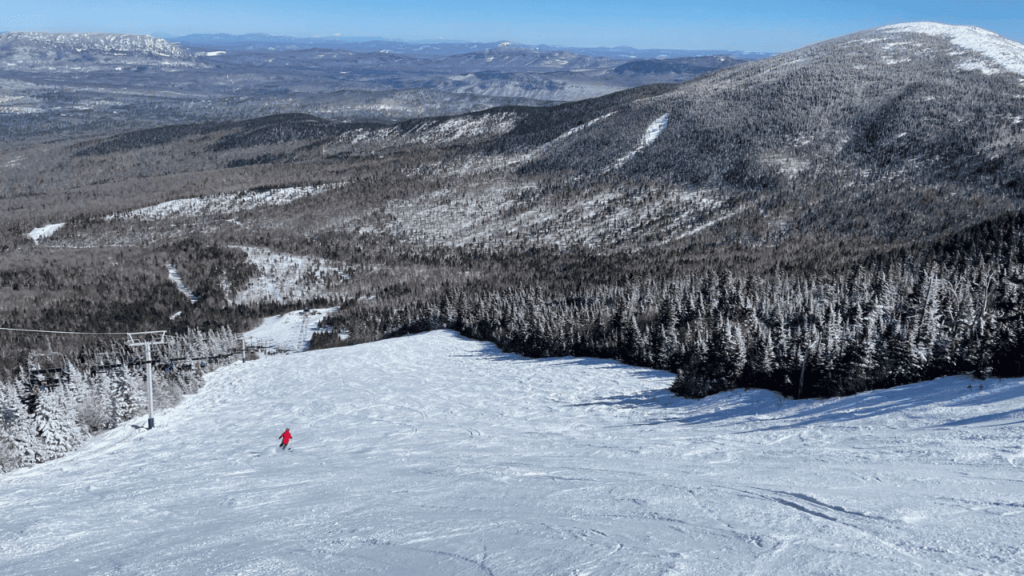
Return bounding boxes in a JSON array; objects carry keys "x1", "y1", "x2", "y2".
[{"x1": 2, "y1": 331, "x2": 1023, "y2": 575}]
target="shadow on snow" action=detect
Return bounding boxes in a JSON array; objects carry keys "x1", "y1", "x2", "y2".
[{"x1": 444, "y1": 331, "x2": 1024, "y2": 430}]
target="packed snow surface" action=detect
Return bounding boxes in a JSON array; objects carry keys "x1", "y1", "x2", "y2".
[
  {"x1": 25, "y1": 223, "x2": 64, "y2": 244},
  {"x1": 881, "y1": 22, "x2": 1024, "y2": 76},
  {"x1": 3, "y1": 331, "x2": 1024, "y2": 574},
  {"x1": 242, "y1": 307, "x2": 337, "y2": 352}
]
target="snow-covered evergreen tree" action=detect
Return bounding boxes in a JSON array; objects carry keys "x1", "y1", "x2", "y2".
[
  {"x1": 0, "y1": 379, "x2": 32, "y2": 472},
  {"x1": 111, "y1": 371, "x2": 145, "y2": 423},
  {"x1": 34, "y1": 385, "x2": 84, "y2": 463},
  {"x1": 79, "y1": 372, "x2": 116, "y2": 432}
]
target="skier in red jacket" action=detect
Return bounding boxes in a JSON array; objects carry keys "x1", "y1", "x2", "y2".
[{"x1": 279, "y1": 428, "x2": 292, "y2": 449}]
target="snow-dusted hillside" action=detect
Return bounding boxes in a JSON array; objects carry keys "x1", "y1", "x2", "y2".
[
  {"x1": 227, "y1": 247, "x2": 348, "y2": 305},
  {"x1": 2, "y1": 331, "x2": 1022, "y2": 574},
  {"x1": 0, "y1": 32, "x2": 195, "y2": 70},
  {"x1": 330, "y1": 111, "x2": 520, "y2": 153},
  {"x1": 105, "y1": 185, "x2": 331, "y2": 222}
]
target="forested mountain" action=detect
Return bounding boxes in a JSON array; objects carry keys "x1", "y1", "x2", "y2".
[
  {"x1": 1, "y1": 22, "x2": 1022, "y2": 405},
  {"x1": 0, "y1": 32, "x2": 195, "y2": 69},
  {"x1": 611, "y1": 55, "x2": 747, "y2": 76}
]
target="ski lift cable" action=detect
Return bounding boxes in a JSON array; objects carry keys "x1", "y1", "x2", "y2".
[
  {"x1": 0, "y1": 326, "x2": 135, "y2": 336},
  {"x1": 2, "y1": 325, "x2": 274, "y2": 366},
  {"x1": 0, "y1": 326, "x2": 273, "y2": 342}
]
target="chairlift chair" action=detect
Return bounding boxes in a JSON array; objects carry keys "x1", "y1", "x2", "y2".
[
  {"x1": 28, "y1": 351, "x2": 69, "y2": 387},
  {"x1": 89, "y1": 351, "x2": 124, "y2": 376}
]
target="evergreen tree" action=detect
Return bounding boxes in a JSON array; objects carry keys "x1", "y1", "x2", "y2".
[
  {"x1": 0, "y1": 379, "x2": 32, "y2": 472},
  {"x1": 79, "y1": 372, "x2": 116, "y2": 432},
  {"x1": 655, "y1": 324, "x2": 679, "y2": 371},
  {"x1": 112, "y1": 371, "x2": 146, "y2": 423},
  {"x1": 33, "y1": 386, "x2": 84, "y2": 463},
  {"x1": 623, "y1": 315, "x2": 646, "y2": 364}
]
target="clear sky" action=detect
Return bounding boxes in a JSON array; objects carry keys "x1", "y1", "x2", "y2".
[{"x1": 1, "y1": 0, "x2": 1021, "y2": 52}]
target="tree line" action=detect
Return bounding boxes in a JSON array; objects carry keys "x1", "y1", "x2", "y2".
[
  {"x1": 0, "y1": 327, "x2": 240, "y2": 473},
  {"x1": 316, "y1": 210, "x2": 1024, "y2": 400}
]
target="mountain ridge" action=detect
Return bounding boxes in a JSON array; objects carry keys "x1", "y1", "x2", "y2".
[
  {"x1": 2, "y1": 22, "x2": 1023, "y2": 381},
  {"x1": 0, "y1": 32, "x2": 195, "y2": 69}
]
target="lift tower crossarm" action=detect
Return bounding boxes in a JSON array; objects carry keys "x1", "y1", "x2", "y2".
[{"x1": 126, "y1": 331, "x2": 166, "y2": 430}]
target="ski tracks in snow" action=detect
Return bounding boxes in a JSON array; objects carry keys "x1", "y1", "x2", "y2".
[{"x1": 4, "y1": 332, "x2": 1024, "y2": 574}]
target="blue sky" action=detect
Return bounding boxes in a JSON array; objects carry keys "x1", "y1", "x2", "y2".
[{"x1": 1, "y1": 0, "x2": 1021, "y2": 52}]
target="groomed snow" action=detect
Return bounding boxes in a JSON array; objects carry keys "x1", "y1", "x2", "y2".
[
  {"x1": 2, "y1": 330, "x2": 1023, "y2": 574},
  {"x1": 243, "y1": 307, "x2": 338, "y2": 352},
  {"x1": 25, "y1": 223, "x2": 64, "y2": 244},
  {"x1": 881, "y1": 22, "x2": 1024, "y2": 76}
]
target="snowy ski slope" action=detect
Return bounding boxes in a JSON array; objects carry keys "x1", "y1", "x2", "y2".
[
  {"x1": 166, "y1": 263, "x2": 198, "y2": 304},
  {"x1": 243, "y1": 307, "x2": 338, "y2": 352},
  {"x1": 105, "y1": 185, "x2": 328, "y2": 222},
  {"x1": 25, "y1": 223, "x2": 64, "y2": 244},
  {"x1": 2, "y1": 330, "x2": 1024, "y2": 574}
]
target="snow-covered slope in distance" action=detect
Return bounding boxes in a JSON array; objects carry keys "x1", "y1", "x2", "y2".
[
  {"x1": 243, "y1": 307, "x2": 338, "y2": 352},
  {"x1": 105, "y1": 185, "x2": 330, "y2": 222},
  {"x1": 880, "y1": 22, "x2": 1024, "y2": 76},
  {"x1": 227, "y1": 247, "x2": 348, "y2": 306},
  {"x1": 166, "y1": 264, "x2": 198, "y2": 304},
  {"x1": 609, "y1": 113, "x2": 669, "y2": 170},
  {"x1": 2, "y1": 331, "x2": 1022, "y2": 574},
  {"x1": 25, "y1": 223, "x2": 64, "y2": 244}
]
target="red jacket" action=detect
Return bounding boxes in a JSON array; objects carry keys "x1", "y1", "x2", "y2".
[{"x1": 279, "y1": 430, "x2": 292, "y2": 443}]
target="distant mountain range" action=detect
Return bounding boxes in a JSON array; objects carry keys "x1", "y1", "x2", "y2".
[
  {"x1": 0, "y1": 32, "x2": 196, "y2": 70},
  {"x1": 168, "y1": 33, "x2": 774, "y2": 60},
  {"x1": 0, "y1": 31, "x2": 758, "y2": 139}
]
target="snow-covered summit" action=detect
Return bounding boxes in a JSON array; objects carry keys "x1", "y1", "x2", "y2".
[{"x1": 878, "y1": 22, "x2": 1024, "y2": 76}]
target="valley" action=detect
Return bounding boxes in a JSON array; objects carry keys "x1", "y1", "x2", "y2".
[
  {"x1": 0, "y1": 32, "x2": 755, "y2": 141},
  {"x1": 1, "y1": 22, "x2": 1024, "y2": 470}
]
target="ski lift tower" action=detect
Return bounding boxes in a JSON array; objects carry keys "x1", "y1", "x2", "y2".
[{"x1": 127, "y1": 331, "x2": 166, "y2": 430}]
